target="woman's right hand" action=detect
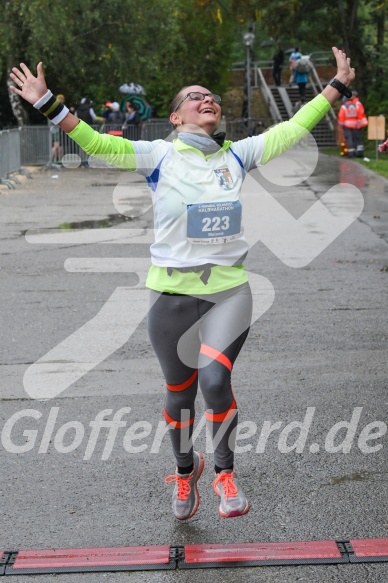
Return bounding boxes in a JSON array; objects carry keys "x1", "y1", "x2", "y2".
[{"x1": 9, "y1": 62, "x2": 48, "y2": 105}]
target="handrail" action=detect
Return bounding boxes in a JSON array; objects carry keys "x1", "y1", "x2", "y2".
[
  {"x1": 232, "y1": 52, "x2": 335, "y2": 70},
  {"x1": 256, "y1": 62, "x2": 336, "y2": 134},
  {"x1": 256, "y1": 68, "x2": 283, "y2": 123}
]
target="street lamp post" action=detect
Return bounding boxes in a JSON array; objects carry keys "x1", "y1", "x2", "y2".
[{"x1": 243, "y1": 31, "x2": 255, "y2": 136}]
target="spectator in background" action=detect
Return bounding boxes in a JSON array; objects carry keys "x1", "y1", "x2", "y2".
[
  {"x1": 122, "y1": 100, "x2": 141, "y2": 140},
  {"x1": 107, "y1": 102, "x2": 124, "y2": 125},
  {"x1": 75, "y1": 97, "x2": 104, "y2": 125},
  {"x1": 378, "y1": 133, "x2": 388, "y2": 153},
  {"x1": 50, "y1": 93, "x2": 66, "y2": 162},
  {"x1": 338, "y1": 90, "x2": 367, "y2": 158},
  {"x1": 293, "y1": 61, "x2": 309, "y2": 99},
  {"x1": 102, "y1": 101, "x2": 113, "y2": 120},
  {"x1": 289, "y1": 47, "x2": 301, "y2": 84},
  {"x1": 272, "y1": 46, "x2": 284, "y2": 87}
]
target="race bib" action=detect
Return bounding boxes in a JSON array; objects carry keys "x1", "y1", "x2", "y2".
[{"x1": 187, "y1": 201, "x2": 242, "y2": 244}]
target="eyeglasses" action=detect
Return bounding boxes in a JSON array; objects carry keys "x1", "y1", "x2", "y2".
[{"x1": 174, "y1": 92, "x2": 221, "y2": 111}]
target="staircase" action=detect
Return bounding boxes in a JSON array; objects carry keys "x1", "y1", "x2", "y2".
[
  {"x1": 257, "y1": 65, "x2": 338, "y2": 148},
  {"x1": 270, "y1": 85, "x2": 337, "y2": 148}
]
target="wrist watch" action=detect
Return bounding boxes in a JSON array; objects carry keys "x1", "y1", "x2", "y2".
[{"x1": 329, "y1": 78, "x2": 352, "y2": 99}]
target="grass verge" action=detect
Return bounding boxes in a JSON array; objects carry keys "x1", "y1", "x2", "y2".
[{"x1": 321, "y1": 145, "x2": 388, "y2": 179}]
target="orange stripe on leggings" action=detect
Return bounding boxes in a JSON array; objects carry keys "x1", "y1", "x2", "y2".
[
  {"x1": 163, "y1": 409, "x2": 194, "y2": 429},
  {"x1": 200, "y1": 344, "x2": 232, "y2": 371},
  {"x1": 205, "y1": 398, "x2": 237, "y2": 422},
  {"x1": 166, "y1": 370, "x2": 198, "y2": 392}
]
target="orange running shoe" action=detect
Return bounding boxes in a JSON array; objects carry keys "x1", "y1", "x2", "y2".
[
  {"x1": 213, "y1": 469, "x2": 250, "y2": 518},
  {"x1": 165, "y1": 451, "x2": 204, "y2": 520}
]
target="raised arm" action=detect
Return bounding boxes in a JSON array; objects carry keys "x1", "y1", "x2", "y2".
[
  {"x1": 9, "y1": 62, "x2": 79, "y2": 133},
  {"x1": 250, "y1": 46, "x2": 356, "y2": 167},
  {"x1": 9, "y1": 61, "x2": 172, "y2": 173}
]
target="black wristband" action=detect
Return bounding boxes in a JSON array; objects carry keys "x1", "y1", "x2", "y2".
[
  {"x1": 33, "y1": 90, "x2": 69, "y2": 125},
  {"x1": 329, "y1": 78, "x2": 352, "y2": 99}
]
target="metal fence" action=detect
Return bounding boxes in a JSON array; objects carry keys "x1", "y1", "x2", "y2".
[
  {"x1": 226, "y1": 117, "x2": 273, "y2": 141},
  {"x1": 0, "y1": 128, "x2": 22, "y2": 188},
  {"x1": 0, "y1": 118, "x2": 273, "y2": 188},
  {"x1": 0, "y1": 121, "x2": 173, "y2": 188}
]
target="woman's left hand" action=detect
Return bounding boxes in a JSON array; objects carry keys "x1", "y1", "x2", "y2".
[{"x1": 331, "y1": 47, "x2": 355, "y2": 87}]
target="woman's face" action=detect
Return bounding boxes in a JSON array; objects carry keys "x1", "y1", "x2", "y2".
[{"x1": 170, "y1": 85, "x2": 222, "y2": 135}]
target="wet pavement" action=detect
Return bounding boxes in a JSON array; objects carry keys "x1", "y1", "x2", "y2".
[{"x1": 0, "y1": 151, "x2": 387, "y2": 582}]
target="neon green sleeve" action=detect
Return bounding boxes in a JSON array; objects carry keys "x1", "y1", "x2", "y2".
[
  {"x1": 260, "y1": 94, "x2": 331, "y2": 165},
  {"x1": 68, "y1": 121, "x2": 137, "y2": 170}
]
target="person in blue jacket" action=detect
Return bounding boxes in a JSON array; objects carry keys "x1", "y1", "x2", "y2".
[{"x1": 293, "y1": 58, "x2": 309, "y2": 98}]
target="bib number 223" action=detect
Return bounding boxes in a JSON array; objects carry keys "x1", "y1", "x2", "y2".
[{"x1": 187, "y1": 201, "x2": 242, "y2": 244}]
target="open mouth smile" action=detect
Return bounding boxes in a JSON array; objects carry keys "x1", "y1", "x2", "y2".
[{"x1": 200, "y1": 107, "x2": 216, "y2": 114}]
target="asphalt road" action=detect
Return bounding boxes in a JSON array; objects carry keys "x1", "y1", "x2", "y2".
[{"x1": 0, "y1": 147, "x2": 387, "y2": 582}]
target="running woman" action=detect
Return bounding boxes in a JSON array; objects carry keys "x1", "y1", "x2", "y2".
[{"x1": 10, "y1": 47, "x2": 355, "y2": 521}]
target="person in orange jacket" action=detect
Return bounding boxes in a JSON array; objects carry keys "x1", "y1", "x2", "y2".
[{"x1": 338, "y1": 90, "x2": 367, "y2": 158}]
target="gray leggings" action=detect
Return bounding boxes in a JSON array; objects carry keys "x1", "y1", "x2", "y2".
[{"x1": 148, "y1": 282, "x2": 252, "y2": 468}]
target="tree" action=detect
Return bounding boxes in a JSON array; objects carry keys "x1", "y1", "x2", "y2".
[
  {"x1": 1, "y1": 0, "x2": 239, "y2": 125},
  {"x1": 245, "y1": 0, "x2": 387, "y2": 110},
  {"x1": 1, "y1": 0, "x2": 387, "y2": 126},
  {"x1": 0, "y1": 0, "x2": 186, "y2": 125}
]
